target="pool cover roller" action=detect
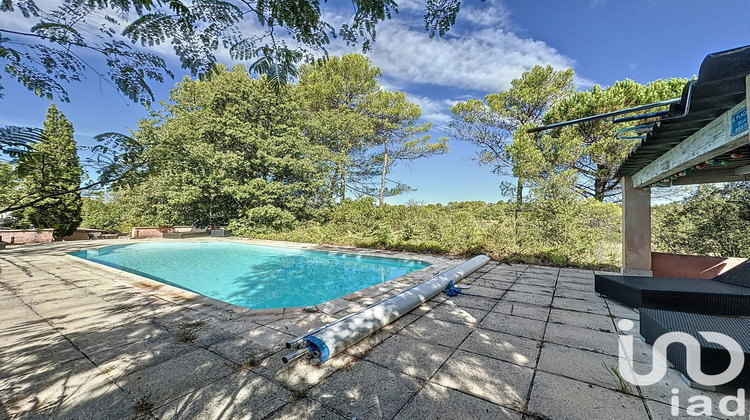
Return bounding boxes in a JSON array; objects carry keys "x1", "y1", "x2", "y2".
[{"x1": 282, "y1": 255, "x2": 490, "y2": 364}]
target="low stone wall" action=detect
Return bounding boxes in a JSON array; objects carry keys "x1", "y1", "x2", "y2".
[
  {"x1": 131, "y1": 227, "x2": 169, "y2": 239},
  {"x1": 63, "y1": 228, "x2": 121, "y2": 241},
  {"x1": 651, "y1": 252, "x2": 747, "y2": 279},
  {"x1": 131, "y1": 226, "x2": 208, "y2": 239},
  {"x1": 0, "y1": 229, "x2": 55, "y2": 244}
]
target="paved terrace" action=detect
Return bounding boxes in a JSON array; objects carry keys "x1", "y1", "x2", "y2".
[{"x1": 0, "y1": 240, "x2": 744, "y2": 419}]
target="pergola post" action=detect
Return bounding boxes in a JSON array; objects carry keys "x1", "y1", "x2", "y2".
[{"x1": 621, "y1": 176, "x2": 652, "y2": 276}]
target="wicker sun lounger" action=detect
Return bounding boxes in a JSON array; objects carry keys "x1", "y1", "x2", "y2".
[
  {"x1": 595, "y1": 261, "x2": 750, "y2": 315},
  {"x1": 639, "y1": 308, "x2": 750, "y2": 391}
]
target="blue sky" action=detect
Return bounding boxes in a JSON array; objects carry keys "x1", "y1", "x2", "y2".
[{"x1": 1, "y1": 0, "x2": 749, "y2": 204}]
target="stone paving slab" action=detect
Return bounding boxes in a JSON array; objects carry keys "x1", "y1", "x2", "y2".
[
  {"x1": 153, "y1": 370, "x2": 291, "y2": 420},
  {"x1": 502, "y1": 290, "x2": 554, "y2": 306},
  {"x1": 537, "y1": 342, "x2": 636, "y2": 391},
  {"x1": 515, "y1": 277, "x2": 557, "y2": 287},
  {"x1": 552, "y1": 295, "x2": 610, "y2": 315},
  {"x1": 644, "y1": 400, "x2": 733, "y2": 420},
  {"x1": 67, "y1": 319, "x2": 164, "y2": 352},
  {"x1": 308, "y1": 359, "x2": 423, "y2": 419},
  {"x1": 399, "y1": 316, "x2": 472, "y2": 348},
  {"x1": 0, "y1": 333, "x2": 85, "y2": 379},
  {"x1": 478, "y1": 311, "x2": 547, "y2": 340},
  {"x1": 422, "y1": 302, "x2": 487, "y2": 327},
  {"x1": 458, "y1": 328, "x2": 540, "y2": 367},
  {"x1": 364, "y1": 334, "x2": 453, "y2": 380},
  {"x1": 509, "y1": 283, "x2": 555, "y2": 296},
  {"x1": 0, "y1": 358, "x2": 118, "y2": 419},
  {"x1": 554, "y1": 287, "x2": 600, "y2": 301},
  {"x1": 342, "y1": 329, "x2": 392, "y2": 359},
  {"x1": 491, "y1": 300, "x2": 550, "y2": 321},
  {"x1": 544, "y1": 322, "x2": 621, "y2": 356},
  {"x1": 116, "y1": 348, "x2": 238, "y2": 409},
  {"x1": 442, "y1": 293, "x2": 498, "y2": 311},
  {"x1": 555, "y1": 282, "x2": 595, "y2": 294},
  {"x1": 251, "y1": 349, "x2": 356, "y2": 392},
  {"x1": 0, "y1": 317, "x2": 59, "y2": 350},
  {"x1": 88, "y1": 332, "x2": 194, "y2": 379},
  {"x1": 637, "y1": 362, "x2": 750, "y2": 412},
  {"x1": 267, "y1": 397, "x2": 346, "y2": 419},
  {"x1": 470, "y1": 278, "x2": 514, "y2": 290},
  {"x1": 462, "y1": 284, "x2": 508, "y2": 299},
  {"x1": 548, "y1": 307, "x2": 617, "y2": 332},
  {"x1": 528, "y1": 372, "x2": 649, "y2": 420},
  {"x1": 432, "y1": 349, "x2": 533, "y2": 410},
  {"x1": 607, "y1": 300, "x2": 640, "y2": 320},
  {"x1": 394, "y1": 383, "x2": 523, "y2": 420}
]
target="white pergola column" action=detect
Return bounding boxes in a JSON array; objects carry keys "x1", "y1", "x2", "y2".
[{"x1": 621, "y1": 176, "x2": 652, "y2": 276}]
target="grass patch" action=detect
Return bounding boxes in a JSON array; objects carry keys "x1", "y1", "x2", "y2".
[
  {"x1": 133, "y1": 395, "x2": 155, "y2": 417},
  {"x1": 175, "y1": 320, "x2": 205, "y2": 343},
  {"x1": 603, "y1": 362, "x2": 632, "y2": 394},
  {"x1": 240, "y1": 351, "x2": 264, "y2": 371}
]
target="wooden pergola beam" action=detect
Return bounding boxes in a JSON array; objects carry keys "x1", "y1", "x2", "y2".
[
  {"x1": 671, "y1": 168, "x2": 747, "y2": 185},
  {"x1": 632, "y1": 100, "x2": 749, "y2": 188}
]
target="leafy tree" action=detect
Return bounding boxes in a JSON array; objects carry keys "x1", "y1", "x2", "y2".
[
  {"x1": 653, "y1": 183, "x2": 750, "y2": 257},
  {"x1": 15, "y1": 103, "x2": 83, "y2": 238},
  {"x1": 0, "y1": 0, "x2": 473, "y2": 104},
  {"x1": 0, "y1": 161, "x2": 19, "y2": 224},
  {"x1": 80, "y1": 193, "x2": 124, "y2": 232},
  {"x1": 109, "y1": 65, "x2": 334, "y2": 229},
  {"x1": 296, "y1": 54, "x2": 381, "y2": 200},
  {"x1": 449, "y1": 65, "x2": 575, "y2": 203},
  {"x1": 512, "y1": 78, "x2": 687, "y2": 201},
  {"x1": 360, "y1": 90, "x2": 447, "y2": 206}
]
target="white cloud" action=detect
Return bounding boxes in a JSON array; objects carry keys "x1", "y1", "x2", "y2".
[
  {"x1": 458, "y1": 2, "x2": 513, "y2": 29},
  {"x1": 366, "y1": 21, "x2": 574, "y2": 93},
  {"x1": 405, "y1": 94, "x2": 458, "y2": 128}
]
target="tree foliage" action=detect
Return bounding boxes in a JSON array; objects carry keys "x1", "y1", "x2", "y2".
[
  {"x1": 449, "y1": 65, "x2": 574, "y2": 202},
  {"x1": 297, "y1": 54, "x2": 443, "y2": 205},
  {"x1": 14, "y1": 103, "x2": 83, "y2": 238},
  {"x1": 296, "y1": 54, "x2": 381, "y2": 200},
  {"x1": 80, "y1": 193, "x2": 123, "y2": 232},
  {"x1": 512, "y1": 78, "x2": 687, "y2": 201},
  {"x1": 0, "y1": 161, "x2": 18, "y2": 221},
  {"x1": 245, "y1": 197, "x2": 623, "y2": 270},
  {"x1": 653, "y1": 183, "x2": 750, "y2": 257},
  {"x1": 0, "y1": 0, "x2": 472, "y2": 103},
  {"x1": 361, "y1": 90, "x2": 447, "y2": 206},
  {"x1": 107, "y1": 65, "x2": 334, "y2": 229}
]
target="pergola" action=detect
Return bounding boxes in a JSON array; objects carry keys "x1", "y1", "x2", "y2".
[{"x1": 615, "y1": 45, "x2": 750, "y2": 275}]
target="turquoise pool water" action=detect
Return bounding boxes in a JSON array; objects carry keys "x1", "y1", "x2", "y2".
[{"x1": 70, "y1": 242, "x2": 429, "y2": 309}]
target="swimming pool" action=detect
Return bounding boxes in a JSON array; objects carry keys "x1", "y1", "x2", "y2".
[{"x1": 70, "y1": 242, "x2": 430, "y2": 309}]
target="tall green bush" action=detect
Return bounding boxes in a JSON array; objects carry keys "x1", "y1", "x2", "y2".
[
  {"x1": 16, "y1": 104, "x2": 83, "y2": 239},
  {"x1": 653, "y1": 183, "x2": 750, "y2": 257}
]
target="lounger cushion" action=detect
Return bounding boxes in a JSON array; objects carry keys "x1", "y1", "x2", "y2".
[
  {"x1": 595, "y1": 274, "x2": 750, "y2": 315},
  {"x1": 639, "y1": 308, "x2": 750, "y2": 391},
  {"x1": 713, "y1": 260, "x2": 750, "y2": 288}
]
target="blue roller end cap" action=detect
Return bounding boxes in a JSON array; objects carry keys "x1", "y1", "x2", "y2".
[
  {"x1": 445, "y1": 280, "x2": 464, "y2": 297},
  {"x1": 305, "y1": 335, "x2": 331, "y2": 363}
]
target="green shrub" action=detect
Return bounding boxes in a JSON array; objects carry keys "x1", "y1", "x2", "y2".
[{"x1": 254, "y1": 197, "x2": 622, "y2": 270}]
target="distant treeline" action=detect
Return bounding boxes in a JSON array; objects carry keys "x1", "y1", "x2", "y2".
[{"x1": 81, "y1": 182, "x2": 749, "y2": 270}]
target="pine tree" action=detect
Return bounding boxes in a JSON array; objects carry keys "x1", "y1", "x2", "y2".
[{"x1": 17, "y1": 103, "x2": 83, "y2": 239}]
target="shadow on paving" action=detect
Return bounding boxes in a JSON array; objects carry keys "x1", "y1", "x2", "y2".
[
  {"x1": 0, "y1": 295, "x2": 323, "y2": 419},
  {"x1": 0, "y1": 249, "x2": 542, "y2": 419}
]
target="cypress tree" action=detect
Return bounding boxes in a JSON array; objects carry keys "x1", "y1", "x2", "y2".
[{"x1": 17, "y1": 104, "x2": 83, "y2": 239}]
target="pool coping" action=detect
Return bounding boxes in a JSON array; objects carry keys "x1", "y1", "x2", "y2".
[{"x1": 11, "y1": 237, "x2": 463, "y2": 322}]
